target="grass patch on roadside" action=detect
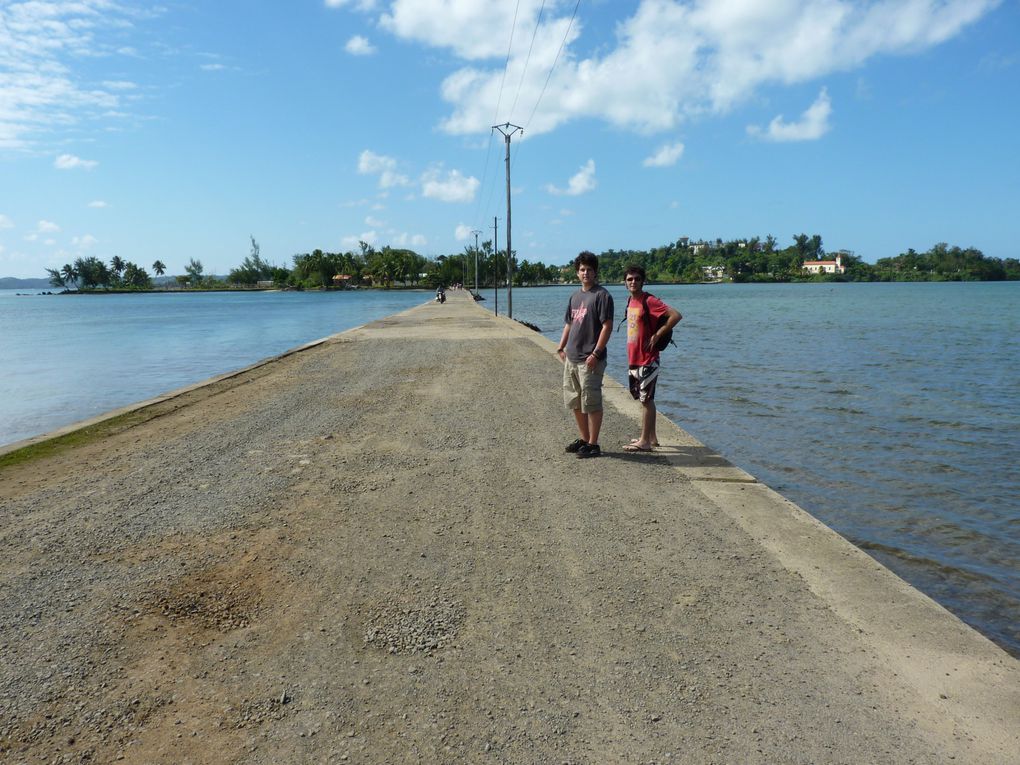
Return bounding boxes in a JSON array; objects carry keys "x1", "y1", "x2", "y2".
[{"x1": 0, "y1": 409, "x2": 152, "y2": 470}]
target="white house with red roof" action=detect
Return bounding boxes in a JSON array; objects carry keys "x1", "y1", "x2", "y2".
[{"x1": 802, "y1": 253, "x2": 846, "y2": 274}]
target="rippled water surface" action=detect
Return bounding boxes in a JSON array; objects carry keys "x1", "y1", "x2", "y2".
[
  {"x1": 503, "y1": 282, "x2": 1020, "y2": 656},
  {"x1": 2, "y1": 283, "x2": 1018, "y2": 655}
]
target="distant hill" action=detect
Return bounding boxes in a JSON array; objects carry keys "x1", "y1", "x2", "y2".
[{"x1": 0, "y1": 277, "x2": 52, "y2": 289}]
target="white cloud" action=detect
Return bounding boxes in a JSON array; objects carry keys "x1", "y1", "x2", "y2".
[
  {"x1": 54, "y1": 154, "x2": 98, "y2": 170},
  {"x1": 357, "y1": 150, "x2": 410, "y2": 188},
  {"x1": 326, "y1": 0, "x2": 377, "y2": 10},
  {"x1": 0, "y1": 2, "x2": 151, "y2": 150},
  {"x1": 102, "y1": 80, "x2": 137, "y2": 91},
  {"x1": 72, "y1": 234, "x2": 98, "y2": 249},
  {"x1": 413, "y1": 0, "x2": 998, "y2": 138},
  {"x1": 747, "y1": 88, "x2": 832, "y2": 142},
  {"x1": 341, "y1": 231, "x2": 377, "y2": 250},
  {"x1": 454, "y1": 224, "x2": 473, "y2": 241},
  {"x1": 392, "y1": 232, "x2": 427, "y2": 248},
  {"x1": 345, "y1": 35, "x2": 377, "y2": 56},
  {"x1": 88, "y1": 200, "x2": 108, "y2": 208},
  {"x1": 643, "y1": 141, "x2": 685, "y2": 167},
  {"x1": 201, "y1": 63, "x2": 227, "y2": 71},
  {"x1": 37, "y1": 220, "x2": 60, "y2": 233},
  {"x1": 0, "y1": 214, "x2": 13, "y2": 229},
  {"x1": 547, "y1": 160, "x2": 596, "y2": 196},
  {"x1": 382, "y1": 0, "x2": 555, "y2": 61},
  {"x1": 365, "y1": 215, "x2": 385, "y2": 227},
  {"x1": 421, "y1": 168, "x2": 479, "y2": 203}
]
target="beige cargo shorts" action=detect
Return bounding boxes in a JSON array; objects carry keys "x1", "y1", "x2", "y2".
[{"x1": 563, "y1": 358, "x2": 606, "y2": 413}]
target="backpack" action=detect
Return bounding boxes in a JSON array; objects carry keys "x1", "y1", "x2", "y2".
[{"x1": 620, "y1": 293, "x2": 677, "y2": 352}]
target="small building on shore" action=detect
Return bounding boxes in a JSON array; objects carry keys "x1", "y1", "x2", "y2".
[{"x1": 802, "y1": 254, "x2": 846, "y2": 275}]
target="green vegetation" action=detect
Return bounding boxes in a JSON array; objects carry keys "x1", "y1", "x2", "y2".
[
  {"x1": 588, "y1": 236, "x2": 1019, "y2": 284},
  {"x1": 42, "y1": 235, "x2": 1016, "y2": 295},
  {"x1": 46, "y1": 255, "x2": 153, "y2": 291},
  {"x1": 0, "y1": 409, "x2": 152, "y2": 470}
]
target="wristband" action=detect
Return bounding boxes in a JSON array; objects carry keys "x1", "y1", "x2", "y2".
[{"x1": 592, "y1": 347, "x2": 607, "y2": 361}]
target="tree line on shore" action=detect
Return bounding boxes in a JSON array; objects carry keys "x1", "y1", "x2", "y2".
[
  {"x1": 46, "y1": 234, "x2": 1018, "y2": 293},
  {"x1": 593, "y1": 236, "x2": 1019, "y2": 283}
]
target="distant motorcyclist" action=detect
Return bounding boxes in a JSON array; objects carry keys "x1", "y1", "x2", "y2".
[{"x1": 435, "y1": 285, "x2": 446, "y2": 304}]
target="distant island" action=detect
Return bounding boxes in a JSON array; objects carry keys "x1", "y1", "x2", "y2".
[
  {"x1": 1, "y1": 277, "x2": 53, "y2": 289},
  {"x1": 11, "y1": 234, "x2": 1019, "y2": 294}
]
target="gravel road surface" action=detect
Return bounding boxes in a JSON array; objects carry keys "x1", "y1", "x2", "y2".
[{"x1": 1, "y1": 292, "x2": 1017, "y2": 764}]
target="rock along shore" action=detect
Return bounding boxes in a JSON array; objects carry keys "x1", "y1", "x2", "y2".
[{"x1": 1, "y1": 291, "x2": 1017, "y2": 764}]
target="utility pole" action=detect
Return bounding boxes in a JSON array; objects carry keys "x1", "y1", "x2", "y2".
[
  {"x1": 471, "y1": 229, "x2": 481, "y2": 296},
  {"x1": 493, "y1": 122, "x2": 522, "y2": 318},
  {"x1": 493, "y1": 216, "x2": 499, "y2": 315}
]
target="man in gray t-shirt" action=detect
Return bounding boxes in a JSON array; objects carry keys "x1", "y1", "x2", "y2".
[{"x1": 556, "y1": 251, "x2": 614, "y2": 459}]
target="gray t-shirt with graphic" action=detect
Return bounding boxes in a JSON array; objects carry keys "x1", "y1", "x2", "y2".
[{"x1": 563, "y1": 285, "x2": 614, "y2": 363}]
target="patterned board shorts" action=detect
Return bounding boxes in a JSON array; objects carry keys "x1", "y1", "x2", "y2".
[{"x1": 628, "y1": 361, "x2": 660, "y2": 403}]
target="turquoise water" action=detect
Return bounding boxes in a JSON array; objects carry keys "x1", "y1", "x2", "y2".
[
  {"x1": 499, "y1": 282, "x2": 1020, "y2": 657},
  {"x1": 2, "y1": 283, "x2": 1018, "y2": 656}
]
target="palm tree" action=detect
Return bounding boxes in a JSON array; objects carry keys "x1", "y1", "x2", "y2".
[
  {"x1": 61, "y1": 263, "x2": 77, "y2": 290},
  {"x1": 110, "y1": 256, "x2": 125, "y2": 284},
  {"x1": 152, "y1": 260, "x2": 166, "y2": 277},
  {"x1": 45, "y1": 268, "x2": 66, "y2": 289}
]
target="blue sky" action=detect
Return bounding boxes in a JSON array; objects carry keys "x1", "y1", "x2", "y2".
[{"x1": 1, "y1": 0, "x2": 1018, "y2": 279}]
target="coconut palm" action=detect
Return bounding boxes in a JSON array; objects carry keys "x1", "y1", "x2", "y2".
[
  {"x1": 45, "y1": 268, "x2": 66, "y2": 289},
  {"x1": 152, "y1": 260, "x2": 166, "y2": 277},
  {"x1": 110, "y1": 255, "x2": 125, "y2": 277},
  {"x1": 61, "y1": 263, "x2": 77, "y2": 289}
]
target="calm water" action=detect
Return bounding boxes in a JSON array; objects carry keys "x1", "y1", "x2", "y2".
[
  {"x1": 499, "y1": 282, "x2": 1020, "y2": 657},
  {"x1": 0, "y1": 289, "x2": 428, "y2": 446},
  {"x1": 2, "y1": 283, "x2": 1018, "y2": 656}
]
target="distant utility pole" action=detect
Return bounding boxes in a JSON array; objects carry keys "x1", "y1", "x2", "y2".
[
  {"x1": 471, "y1": 229, "x2": 481, "y2": 296},
  {"x1": 493, "y1": 122, "x2": 522, "y2": 319},
  {"x1": 493, "y1": 216, "x2": 499, "y2": 316}
]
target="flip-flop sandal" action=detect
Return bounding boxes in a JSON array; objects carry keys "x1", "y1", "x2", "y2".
[
  {"x1": 628, "y1": 438, "x2": 659, "y2": 447},
  {"x1": 623, "y1": 443, "x2": 654, "y2": 452}
]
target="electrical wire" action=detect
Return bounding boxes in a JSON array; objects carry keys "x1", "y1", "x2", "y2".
[
  {"x1": 524, "y1": 0, "x2": 582, "y2": 134},
  {"x1": 492, "y1": 0, "x2": 523, "y2": 125},
  {"x1": 509, "y1": 0, "x2": 547, "y2": 120}
]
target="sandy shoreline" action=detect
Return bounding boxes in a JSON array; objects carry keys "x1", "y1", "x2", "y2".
[{"x1": 1, "y1": 292, "x2": 1017, "y2": 763}]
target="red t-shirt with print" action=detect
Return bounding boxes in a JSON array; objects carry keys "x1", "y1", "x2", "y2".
[{"x1": 626, "y1": 293, "x2": 669, "y2": 367}]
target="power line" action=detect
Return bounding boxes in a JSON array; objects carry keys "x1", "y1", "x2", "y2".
[
  {"x1": 492, "y1": 0, "x2": 523, "y2": 124},
  {"x1": 470, "y1": 131, "x2": 497, "y2": 236},
  {"x1": 508, "y1": 1, "x2": 547, "y2": 120},
  {"x1": 524, "y1": 0, "x2": 582, "y2": 134},
  {"x1": 472, "y1": 1, "x2": 524, "y2": 235}
]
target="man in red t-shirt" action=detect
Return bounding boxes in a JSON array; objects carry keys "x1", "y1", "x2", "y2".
[{"x1": 623, "y1": 265, "x2": 682, "y2": 452}]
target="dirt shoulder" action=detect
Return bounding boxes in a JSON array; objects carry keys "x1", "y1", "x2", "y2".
[{"x1": 1, "y1": 292, "x2": 1017, "y2": 764}]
